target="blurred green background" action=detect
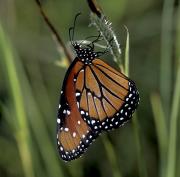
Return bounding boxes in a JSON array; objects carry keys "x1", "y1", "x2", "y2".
[{"x1": 0, "y1": 0, "x2": 179, "y2": 177}]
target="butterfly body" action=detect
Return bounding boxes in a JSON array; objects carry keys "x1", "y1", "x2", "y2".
[
  {"x1": 57, "y1": 43, "x2": 139, "y2": 161},
  {"x1": 74, "y1": 44, "x2": 98, "y2": 64}
]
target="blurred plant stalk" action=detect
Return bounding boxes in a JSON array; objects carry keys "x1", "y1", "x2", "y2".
[{"x1": 0, "y1": 24, "x2": 35, "y2": 177}]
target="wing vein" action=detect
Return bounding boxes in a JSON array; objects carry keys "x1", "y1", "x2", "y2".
[
  {"x1": 95, "y1": 63, "x2": 128, "y2": 80},
  {"x1": 90, "y1": 66, "x2": 125, "y2": 101},
  {"x1": 88, "y1": 66, "x2": 109, "y2": 118},
  {"x1": 92, "y1": 95, "x2": 100, "y2": 119},
  {"x1": 93, "y1": 64, "x2": 129, "y2": 91}
]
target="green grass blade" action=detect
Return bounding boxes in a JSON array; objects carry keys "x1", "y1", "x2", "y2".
[
  {"x1": 160, "y1": 0, "x2": 175, "y2": 118},
  {"x1": 124, "y1": 25, "x2": 129, "y2": 76},
  {"x1": 150, "y1": 93, "x2": 168, "y2": 177},
  {"x1": 0, "y1": 24, "x2": 35, "y2": 177},
  {"x1": 26, "y1": 94, "x2": 64, "y2": 177},
  {"x1": 132, "y1": 114, "x2": 148, "y2": 177},
  {"x1": 102, "y1": 135, "x2": 122, "y2": 177},
  {"x1": 17, "y1": 63, "x2": 65, "y2": 177},
  {"x1": 166, "y1": 8, "x2": 180, "y2": 176},
  {"x1": 124, "y1": 26, "x2": 148, "y2": 177},
  {"x1": 166, "y1": 63, "x2": 180, "y2": 177}
]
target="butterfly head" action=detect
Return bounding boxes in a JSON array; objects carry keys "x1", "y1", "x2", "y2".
[
  {"x1": 73, "y1": 43, "x2": 98, "y2": 63},
  {"x1": 69, "y1": 13, "x2": 99, "y2": 63}
]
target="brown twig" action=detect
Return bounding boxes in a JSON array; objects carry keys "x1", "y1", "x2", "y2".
[
  {"x1": 34, "y1": 0, "x2": 72, "y2": 63},
  {"x1": 87, "y1": 0, "x2": 102, "y2": 18}
]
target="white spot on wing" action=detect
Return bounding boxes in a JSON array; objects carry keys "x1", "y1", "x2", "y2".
[
  {"x1": 64, "y1": 128, "x2": 69, "y2": 132},
  {"x1": 94, "y1": 126, "x2": 98, "y2": 129},
  {"x1": 57, "y1": 118, "x2": 61, "y2": 124},
  {"x1": 67, "y1": 110, "x2": 71, "y2": 115},
  {"x1": 81, "y1": 110, "x2": 85, "y2": 115},
  {"x1": 77, "y1": 102, "x2": 79, "y2": 108},
  {"x1": 73, "y1": 132, "x2": 76, "y2": 137},
  {"x1": 76, "y1": 92, "x2": 81, "y2": 97},
  {"x1": 91, "y1": 120, "x2": 96, "y2": 124}
]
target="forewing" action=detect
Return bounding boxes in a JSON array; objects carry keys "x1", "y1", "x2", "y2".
[{"x1": 57, "y1": 58, "x2": 98, "y2": 161}]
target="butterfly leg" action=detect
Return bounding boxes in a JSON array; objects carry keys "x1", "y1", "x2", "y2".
[
  {"x1": 96, "y1": 38, "x2": 114, "y2": 57},
  {"x1": 87, "y1": 31, "x2": 103, "y2": 50}
]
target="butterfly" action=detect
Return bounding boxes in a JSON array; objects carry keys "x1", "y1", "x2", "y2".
[{"x1": 56, "y1": 13, "x2": 139, "y2": 161}]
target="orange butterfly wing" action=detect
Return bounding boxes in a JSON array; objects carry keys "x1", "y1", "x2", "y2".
[
  {"x1": 57, "y1": 58, "x2": 139, "y2": 161},
  {"x1": 57, "y1": 58, "x2": 98, "y2": 161},
  {"x1": 75, "y1": 58, "x2": 139, "y2": 132}
]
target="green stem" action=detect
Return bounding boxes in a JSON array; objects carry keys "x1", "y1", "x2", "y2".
[
  {"x1": 124, "y1": 25, "x2": 129, "y2": 76},
  {"x1": 20, "y1": 77, "x2": 64, "y2": 177},
  {"x1": 0, "y1": 24, "x2": 35, "y2": 177},
  {"x1": 132, "y1": 115, "x2": 148, "y2": 177},
  {"x1": 166, "y1": 64, "x2": 180, "y2": 177},
  {"x1": 102, "y1": 135, "x2": 122, "y2": 177},
  {"x1": 160, "y1": 0, "x2": 175, "y2": 118},
  {"x1": 150, "y1": 93, "x2": 168, "y2": 177},
  {"x1": 124, "y1": 26, "x2": 148, "y2": 177}
]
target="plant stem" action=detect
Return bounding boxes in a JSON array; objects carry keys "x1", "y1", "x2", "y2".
[
  {"x1": 166, "y1": 8, "x2": 180, "y2": 176},
  {"x1": 0, "y1": 24, "x2": 35, "y2": 177},
  {"x1": 102, "y1": 135, "x2": 122, "y2": 177},
  {"x1": 34, "y1": 0, "x2": 73, "y2": 63},
  {"x1": 124, "y1": 26, "x2": 148, "y2": 177},
  {"x1": 160, "y1": 0, "x2": 175, "y2": 118},
  {"x1": 151, "y1": 93, "x2": 168, "y2": 177},
  {"x1": 166, "y1": 64, "x2": 180, "y2": 177}
]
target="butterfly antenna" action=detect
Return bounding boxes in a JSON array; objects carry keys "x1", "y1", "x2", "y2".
[
  {"x1": 69, "y1": 27, "x2": 74, "y2": 46},
  {"x1": 69, "y1": 12, "x2": 81, "y2": 46}
]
